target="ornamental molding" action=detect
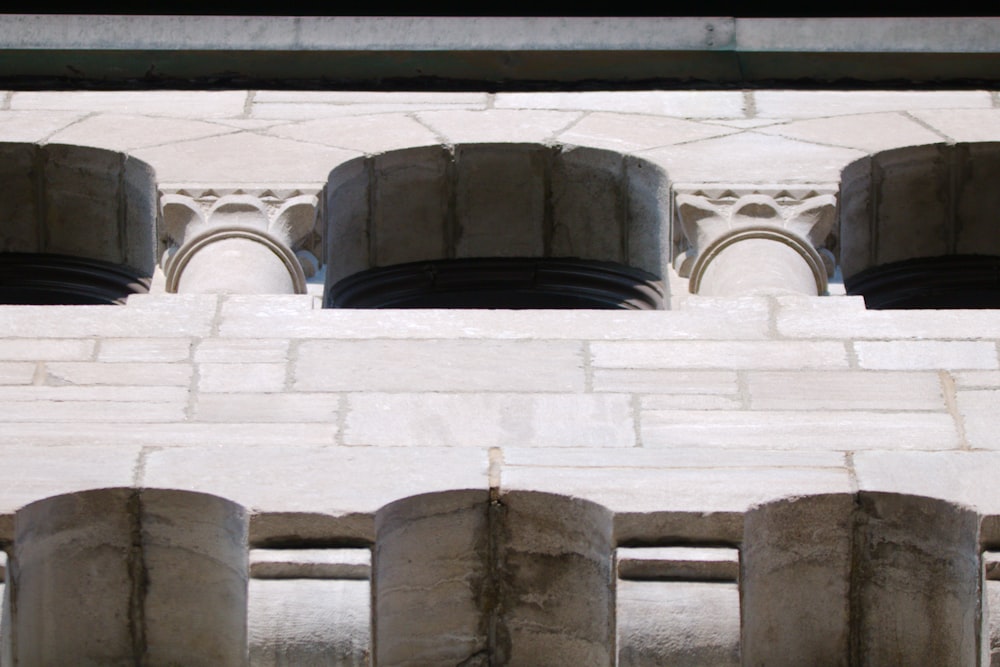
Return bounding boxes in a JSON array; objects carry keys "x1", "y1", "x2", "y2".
[
  {"x1": 158, "y1": 188, "x2": 322, "y2": 279},
  {"x1": 672, "y1": 184, "x2": 838, "y2": 279}
]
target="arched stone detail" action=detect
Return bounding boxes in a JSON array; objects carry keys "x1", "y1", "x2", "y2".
[
  {"x1": 0, "y1": 142, "x2": 157, "y2": 303},
  {"x1": 323, "y1": 143, "x2": 670, "y2": 304},
  {"x1": 160, "y1": 190, "x2": 318, "y2": 295},
  {"x1": 7, "y1": 488, "x2": 249, "y2": 666},
  {"x1": 674, "y1": 186, "x2": 837, "y2": 297},
  {"x1": 840, "y1": 142, "x2": 1000, "y2": 300}
]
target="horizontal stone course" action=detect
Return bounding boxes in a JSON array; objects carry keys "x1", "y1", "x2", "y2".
[
  {"x1": 956, "y1": 389, "x2": 1000, "y2": 450},
  {"x1": 593, "y1": 369, "x2": 738, "y2": 394},
  {"x1": 641, "y1": 410, "x2": 958, "y2": 450},
  {"x1": 591, "y1": 341, "x2": 848, "y2": 370},
  {"x1": 345, "y1": 393, "x2": 633, "y2": 447},
  {"x1": 194, "y1": 339, "x2": 291, "y2": 363},
  {"x1": 198, "y1": 363, "x2": 287, "y2": 393},
  {"x1": 44, "y1": 361, "x2": 192, "y2": 386},
  {"x1": 854, "y1": 341, "x2": 998, "y2": 370},
  {"x1": 97, "y1": 338, "x2": 192, "y2": 362},
  {"x1": 0, "y1": 362, "x2": 35, "y2": 384},
  {"x1": 194, "y1": 392, "x2": 338, "y2": 423},
  {"x1": 0, "y1": 422, "x2": 335, "y2": 447},
  {"x1": 0, "y1": 400, "x2": 185, "y2": 422},
  {"x1": 747, "y1": 370, "x2": 945, "y2": 410},
  {"x1": 0, "y1": 339, "x2": 94, "y2": 361},
  {"x1": 295, "y1": 340, "x2": 584, "y2": 392}
]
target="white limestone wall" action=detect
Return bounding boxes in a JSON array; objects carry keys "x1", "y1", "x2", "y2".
[{"x1": 1, "y1": 89, "x2": 1000, "y2": 664}]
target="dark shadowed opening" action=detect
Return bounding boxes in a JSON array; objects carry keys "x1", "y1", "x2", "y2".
[
  {"x1": 328, "y1": 257, "x2": 664, "y2": 309},
  {"x1": 0, "y1": 253, "x2": 149, "y2": 305},
  {"x1": 845, "y1": 254, "x2": 1000, "y2": 309}
]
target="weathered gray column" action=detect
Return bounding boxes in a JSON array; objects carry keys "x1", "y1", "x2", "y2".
[
  {"x1": 373, "y1": 490, "x2": 490, "y2": 665},
  {"x1": 161, "y1": 192, "x2": 317, "y2": 295},
  {"x1": 741, "y1": 494, "x2": 855, "y2": 666},
  {"x1": 497, "y1": 492, "x2": 615, "y2": 666},
  {"x1": 9, "y1": 488, "x2": 248, "y2": 667},
  {"x1": 674, "y1": 188, "x2": 836, "y2": 297},
  {"x1": 853, "y1": 492, "x2": 981, "y2": 666}
]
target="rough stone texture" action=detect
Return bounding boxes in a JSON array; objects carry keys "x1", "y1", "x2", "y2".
[{"x1": 1, "y1": 81, "x2": 1000, "y2": 665}]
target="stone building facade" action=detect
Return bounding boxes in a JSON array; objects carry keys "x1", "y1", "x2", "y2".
[{"x1": 0, "y1": 14, "x2": 999, "y2": 666}]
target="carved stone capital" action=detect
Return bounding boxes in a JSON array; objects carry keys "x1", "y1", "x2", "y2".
[
  {"x1": 673, "y1": 185, "x2": 838, "y2": 279},
  {"x1": 159, "y1": 188, "x2": 321, "y2": 294}
]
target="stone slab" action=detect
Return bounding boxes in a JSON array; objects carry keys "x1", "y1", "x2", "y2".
[
  {"x1": 0, "y1": 422, "x2": 334, "y2": 447},
  {"x1": 217, "y1": 305, "x2": 771, "y2": 341},
  {"x1": 617, "y1": 547, "x2": 740, "y2": 581},
  {"x1": 264, "y1": 114, "x2": 442, "y2": 154},
  {"x1": 0, "y1": 110, "x2": 88, "y2": 142},
  {"x1": 952, "y1": 371, "x2": 1000, "y2": 389},
  {"x1": 345, "y1": 393, "x2": 633, "y2": 447},
  {"x1": 854, "y1": 341, "x2": 998, "y2": 370},
  {"x1": 557, "y1": 113, "x2": 739, "y2": 152},
  {"x1": 194, "y1": 339, "x2": 291, "y2": 363},
  {"x1": 494, "y1": 91, "x2": 746, "y2": 118},
  {"x1": 591, "y1": 341, "x2": 848, "y2": 370},
  {"x1": 416, "y1": 109, "x2": 581, "y2": 144},
  {"x1": 198, "y1": 363, "x2": 287, "y2": 393},
  {"x1": 0, "y1": 303, "x2": 215, "y2": 338},
  {"x1": 747, "y1": 370, "x2": 945, "y2": 410},
  {"x1": 641, "y1": 410, "x2": 958, "y2": 450},
  {"x1": 777, "y1": 298, "x2": 1000, "y2": 339},
  {"x1": 753, "y1": 90, "x2": 991, "y2": 118},
  {"x1": 593, "y1": 369, "x2": 739, "y2": 394},
  {"x1": 0, "y1": 362, "x2": 35, "y2": 385},
  {"x1": 194, "y1": 392, "x2": 338, "y2": 423},
  {"x1": 250, "y1": 548, "x2": 371, "y2": 579},
  {"x1": 45, "y1": 362, "x2": 192, "y2": 386},
  {"x1": 47, "y1": 114, "x2": 238, "y2": 152},
  {"x1": 908, "y1": 109, "x2": 1000, "y2": 143},
  {"x1": 956, "y1": 389, "x2": 1000, "y2": 449},
  {"x1": 756, "y1": 112, "x2": 946, "y2": 152},
  {"x1": 0, "y1": 339, "x2": 94, "y2": 361},
  {"x1": 641, "y1": 394, "x2": 742, "y2": 410},
  {"x1": 500, "y1": 446, "x2": 846, "y2": 470},
  {"x1": 0, "y1": 400, "x2": 185, "y2": 422},
  {"x1": 10, "y1": 91, "x2": 249, "y2": 118},
  {"x1": 97, "y1": 338, "x2": 193, "y2": 363},
  {"x1": 295, "y1": 340, "x2": 584, "y2": 392}
]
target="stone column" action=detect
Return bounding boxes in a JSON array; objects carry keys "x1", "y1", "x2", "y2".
[
  {"x1": 373, "y1": 490, "x2": 491, "y2": 666},
  {"x1": 8, "y1": 488, "x2": 248, "y2": 667},
  {"x1": 852, "y1": 493, "x2": 981, "y2": 666},
  {"x1": 674, "y1": 187, "x2": 836, "y2": 297},
  {"x1": 497, "y1": 492, "x2": 615, "y2": 666},
  {"x1": 161, "y1": 191, "x2": 319, "y2": 295}
]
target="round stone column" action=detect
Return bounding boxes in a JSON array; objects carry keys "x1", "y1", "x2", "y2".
[
  {"x1": 373, "y1": 490, "x2": 490, "y2": 665},
  {"x1": 8, "y1": 488, "x2": 248, "y2": 667},
  {"x1": 689, "y1": 227, "x2": 829, "y2": 297}
]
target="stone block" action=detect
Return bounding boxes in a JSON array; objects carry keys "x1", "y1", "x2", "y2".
[
  {"x1": 0, "y1": 362, "x2": 35, "y2": 384},
  {"x1": 591, "y1": 340, "x2": 848, "y2": 370},
  {"x1": 45, "y1": 361, "x2": 191, "y2": 385},
  {"x1": 0, "y1": 339, "x2": 94, "y2": 361},
  {"x1": 593, "y1": 369, "x2": 738, "y2": 394},
  {"x1": 194, "y1": 338, "x2": 290, "y2": 363},
  {"x1": 494, "y1": 91, "x2": 745, "y2": 118},
  {"x1": 97, "y1": 338, "x2": 192, "y2": 362},
  {"x1": 0, "y1": 385, "x2": 186, "y2": 402},
  {"x1": 753, "y1": 90, "x2": 991, "y2": 118},
  {"x1": 854, "y1": 340, "x2": 998, "y2": 370},
  {"x1": 0, "y1": 399, "x2": 185, "y2": 422},
  {"x1": 909, "y1": 108, "x2": 1000, "y2": 143},
  {"x1": 747, "y1": 370, "x2": 945, "y2": 410},
  {"x1": 957, "y1": 389, "x2": 1000, "y2": 449},
  {"x1": 556, "y1": 112, "x2": 738, "y2": 153},
  {"x1": 372, "y1": 145, "x2": 449, "y2": 266},
  {"x1": 345, "y1": 393, "x2": 633, "y2": 447},
  {"x1": 641, "y1": 408, "x2": 958, "y2": 450},
  {"x1": 641, "y1": 393, "x2": 742, "y2": 410},
  {"x1": 0, "y1": 110, "x2": 87, "y2": 144},
  {"x1": 624, "y1": 155, "x2": 670, "y2": 277},
  {"x1": 48, "y1": 113, "x2": 236, "y2": 152},
  {"x1": 757, "y1": 112, "x2": 945, "y2": 152},
  {"x1": 11, "y1": 90, "x2": 248, "y2": 117},
  {"x1": 453, "y1": 144, "x2": 547, "y2": 258},
  {"x1": 952, "y1": 371, "x2": 1000, "y2": 388},
  {"x1": 0, "y1": 422, "x2": 333, "y2": 448},
  {"x1": 295, "y1": 339, "x2": 583, "y2": 392},
  {"x1": 194, "y1": 392, "x2": 338, "y2": 423},
  {"x1": 418, "y1": 109, "x2": 580, "y2": 144},
  {"x1": 266, "y1": 113, "x2": 442, "y2": 154},
  {"x1": 0, "y1": 303, "x2": 215, "y2": 338},
  {"x1": 198, "y1": 362, "x2": 286, "y2": 392}
]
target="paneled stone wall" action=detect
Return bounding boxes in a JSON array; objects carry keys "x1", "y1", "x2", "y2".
[{"x1": 1, "y1": 89, "x2": 1000, "y2": 664}]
